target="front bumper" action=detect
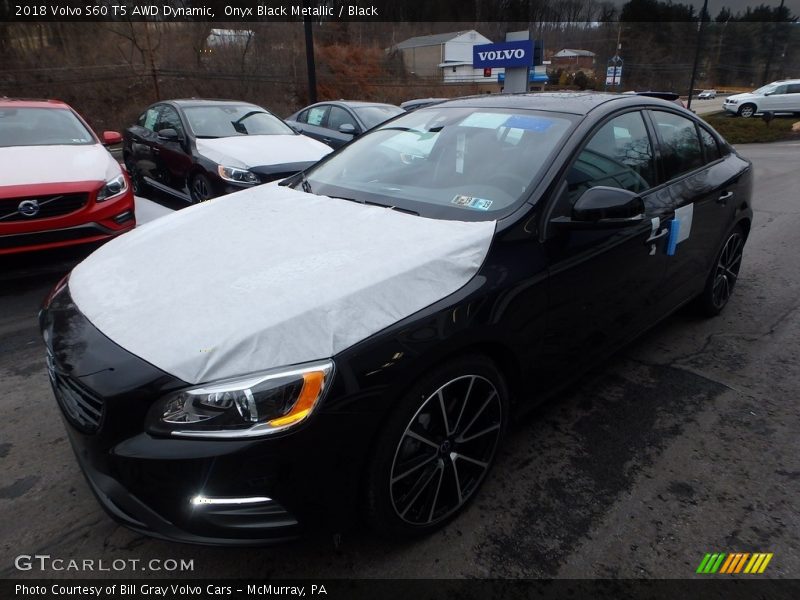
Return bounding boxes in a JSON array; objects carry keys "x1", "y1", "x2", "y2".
[
  {"x1": 41, "y1": 285, "x2": 371, "y2": 545},
  {"x1": 0, "y1": 181, "x2": 135, "y2": 255}
]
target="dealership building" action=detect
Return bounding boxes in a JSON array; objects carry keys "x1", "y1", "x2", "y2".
[{"x1": 391, "y1": 30, "x2": 506, "y2": 83}]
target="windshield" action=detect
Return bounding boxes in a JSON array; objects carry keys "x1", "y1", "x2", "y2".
[
  {"x1": 752, "y1": 84, "x2": 778, "y2": 95},
  {"x1": 302, "y1": 106, "x2": 575, "y2": 220},
  {"x1": 183, "y1": 105, "x2": 294, "y2": 138},
  {"x1": 353, "y1": 105, "x2": 404, "y2": 130},
  {"x1": 0, "y1": 107, "x2": 95, "y2": 147}
]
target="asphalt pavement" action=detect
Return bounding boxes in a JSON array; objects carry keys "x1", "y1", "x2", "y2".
[{"x1": 1, "y1": 143, "x2": 798, "y2": 579}]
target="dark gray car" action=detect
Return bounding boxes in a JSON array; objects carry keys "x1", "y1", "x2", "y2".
[{"x1": 286, "y1": 100, "x2": 403, "y2": 149}]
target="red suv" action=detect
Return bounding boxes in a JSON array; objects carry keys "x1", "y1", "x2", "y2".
[{"x1": 0, "y1": 99, "x2": 135, "y2": 255}]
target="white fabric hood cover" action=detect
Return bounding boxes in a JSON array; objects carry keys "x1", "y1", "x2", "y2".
[
  {"x1": 0, "y1": 144, "x2": 120, "y2": 186},
  {"x1": 195, "y1": 135, "x2": 331, "y2": 170},
  {"x1": 69, "y1": 186, "x2": 495, "y2": 384}
]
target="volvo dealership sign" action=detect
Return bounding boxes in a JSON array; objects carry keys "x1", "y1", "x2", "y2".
[{"x1": 473, "y1": 40, "x2": 533, "y2": 69}]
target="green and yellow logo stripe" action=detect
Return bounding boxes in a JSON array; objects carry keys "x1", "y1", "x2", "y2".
[{"x1": 696, "y1": 552, "x2": 773, "y2": 574}]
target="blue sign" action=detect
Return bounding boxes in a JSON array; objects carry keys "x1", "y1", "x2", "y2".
[
  {"x1": 497, "y1": 71, "x2": 548, "y2": 84},
  {"x1": 473, "y1": 40, "x2": 533, "y2": 69}
]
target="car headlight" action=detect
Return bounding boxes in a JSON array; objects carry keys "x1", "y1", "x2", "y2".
[
  {"x1": 218, "y1": 165, "x2": 259, "y2": 185},
  {"x1": 146, "y1": 361, "x2": 334, "y2": 438},
  {"x1": 97, "y1": 173, "x2": 128, "y2": 201},
  {"x1": 727, "y1": 99, "x2": 737, "y2": 104}
]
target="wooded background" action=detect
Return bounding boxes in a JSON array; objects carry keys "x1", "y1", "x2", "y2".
[{"x1": 1, "y1": 0, "x2": 797, "y2": 132}]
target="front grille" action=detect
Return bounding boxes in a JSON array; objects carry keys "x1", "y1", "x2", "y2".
[
  {"x1": 0, "y1": 193, "x2": 89, "y2": 222},
  {"x1": 47, "y1": 352, "x2": 104, "y2": 434},
  {"x1": 0, "y1": 223, "x2": 111, "y2": 250}
]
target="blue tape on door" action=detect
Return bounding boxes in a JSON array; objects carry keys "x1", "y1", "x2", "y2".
[{"x1": 666, "y1": 219, "x2": 681, "y2": 256}]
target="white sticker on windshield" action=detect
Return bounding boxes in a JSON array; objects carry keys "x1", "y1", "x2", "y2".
[
  {"x1": 452, "y1": 195, "x2": 493, "y2": 211},
  {"x1": 459, "y1": 112, "x2": 510, "y2": 129}
]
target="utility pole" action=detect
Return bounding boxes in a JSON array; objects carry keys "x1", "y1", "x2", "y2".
[
  {"x1": 303, "y1": 0, "x2": 317, "y2": 104},
  {"x1": 686, "y1": 0, "x2": 708, "y2": 111},
  {"x1": 604, "y1": 24, "x2": 623, "y2": 92}
]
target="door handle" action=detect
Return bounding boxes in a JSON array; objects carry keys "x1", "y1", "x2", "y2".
[
  {"x1": 646, "y1": 227, "x2": 669, "y2": 244},
  {"x1": 717, "y1": 191, "x2": 733, "y2": 204}
]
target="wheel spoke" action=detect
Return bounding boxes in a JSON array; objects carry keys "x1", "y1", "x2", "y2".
[
  {"x1": 391, "y1": 453, "x2": 438, "y2": 484},
  {"x1": 437, "y1": 390, "x2": 451, "y2": 436},
  {"x1": 456, "y1": 391, "x2": 497, "y2": 441},
  {"x1": 457, "y1": 422, "x2": 501, "y2": 444},
  {"x1": 449, "y1": 453, "x2": 463, "y2": 505},
  {"x1": 452, "y1": 376, "x2": 475, "y2": 434},
  {"x1": 399, "y1": 462, "x2": 440, "y2": 518},
  {"x1": 452, "y1": 452, "x2": 489, "y2": 469},
  {"x1": 405, "y1": 429, "x2": 439, "y2": 450},
  {"x1": 427, "y1": 465, "x2": 445, "y2": 523}
]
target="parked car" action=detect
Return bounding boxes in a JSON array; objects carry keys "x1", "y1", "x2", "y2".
[
  {"x1": 286, "y1": 100, "x2": 403, "y2": 149},
  {"x1": 400, "y1": 97, "x2": 448, "y2": 111},
  {"x1": 698, "y1": 89, "x2": 717, "y2": 99},
  {"x1": 42, "y1": 93, "x2": 752, "y2": 545},
  {"x1": 0, "y1": 98, "x2": 134, "y2": 255},
  {"x1": 123, "y1": 99, "x2": 332, "y2": 203},
  {"x1": 723, "y1": 79, "x2": 800, "y2": 118}
]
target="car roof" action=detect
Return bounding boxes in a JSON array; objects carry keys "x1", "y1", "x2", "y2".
[
  {"x1": 0, "y1": 98, "x2": 71, "y2": 109},
  {"x1": 428, "y1": 92, "x2": 676, "y2": 116},
  {"x1": 307, "y1": 100, "x2": 401, "y2": 110},
  {"x1": 167, "y1": 99, "x2": 262, "y2": 109}
]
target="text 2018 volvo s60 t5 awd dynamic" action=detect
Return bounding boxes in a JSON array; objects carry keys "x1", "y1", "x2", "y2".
[{"x1": 41, "y1": 93, "x2": 752, "y2": 545}]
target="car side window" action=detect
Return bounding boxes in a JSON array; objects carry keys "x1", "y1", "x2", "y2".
[
  {"x1": 296, "y1": 109, "x2": 309, "y2": 124},
  {"x1": 156, "y1": 106, "x2": 184, "y2": 139},
  {"x1": 651, "y1": 111, "x2": 704, "y2": 181},
  {"x1": 327, "y1": 107, "x2": 355, "y2": 132},
  {"x1": 787, "y1": 84, "x2": 800, "y2": 94},
  {"x1": 306, "y1": 106, "x2": 329, "y2": 127},
  {"x1": 141, "y1": 107, "x2": 160, "y2": 132},
  {"x1": 698, "y1": 125, "x2": 720, "y2": 163},
  {"x1": 562, "y1": 111, "x2": 655, "y2": 206},
  {"x1": 772, "y1": 85, "x2": 788, "y2": 95}
]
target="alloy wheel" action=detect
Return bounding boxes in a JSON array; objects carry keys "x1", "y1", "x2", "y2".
[
  {"x1": 191, "y1": 176, "x2": 212, "y2": 202},
  {"x1": 389, "y1": 374, "x2": 502, "y2": 526},
  {"x1": 711, "y1": 231, "x2": 744, "y2": 310},
  {"x1": 739, "y1": 105, "x2": 755, "y2": 118}
]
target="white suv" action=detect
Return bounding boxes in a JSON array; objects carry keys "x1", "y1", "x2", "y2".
[{"x1": 723, "y1": 79, "x2": 800, "y2": 118}]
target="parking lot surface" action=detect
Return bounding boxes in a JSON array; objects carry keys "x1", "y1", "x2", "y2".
[{"x1": 1, "y1": 143, "x2": 798, "y2": 579}]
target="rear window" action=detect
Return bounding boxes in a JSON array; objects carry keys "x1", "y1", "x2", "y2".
[{"x1": 0, "y1": 107, "x2": 95, "y2": 147}]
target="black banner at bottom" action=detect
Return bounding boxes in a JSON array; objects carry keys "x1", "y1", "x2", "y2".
[{"x1": 3, "y1": 579, "x2": 800, "y2": 600}]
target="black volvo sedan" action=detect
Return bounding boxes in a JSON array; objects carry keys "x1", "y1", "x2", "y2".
[{"x1": 41, "y1": 93, "x2": 753, "y2": 545}]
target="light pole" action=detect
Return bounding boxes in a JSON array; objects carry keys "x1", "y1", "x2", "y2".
[{"x1": 687, "y1": 0, "x2": 709, "y2": 111}]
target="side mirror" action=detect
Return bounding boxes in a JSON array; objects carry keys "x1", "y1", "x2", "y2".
[
  {"x1": 552, "y1": 186, "x2": 644, "y2": 229},
  {"x1": 102, "y1": 131, "x2": 122, "y2": 145},
  {"x1": 338, "y1": 123, "x2": 357, "y2": 135},
  {"x1": 157, "y1": 128, "x2": 180, "y2": 141}
]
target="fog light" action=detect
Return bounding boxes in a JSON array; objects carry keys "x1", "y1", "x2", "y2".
[
  {"x1": 190, "y1": 495, "x2": 272, "y2": 506},
  {"x1": 113, "y1": 210, "x2": 133, "y2": 224}
]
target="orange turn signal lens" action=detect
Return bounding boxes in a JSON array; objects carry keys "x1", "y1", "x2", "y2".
[{"x1": 267, "y1": 370, "x2": 325, "y2": 428}]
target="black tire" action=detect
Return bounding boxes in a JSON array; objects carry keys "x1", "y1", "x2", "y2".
[
  {"x1": 738, "y1": 104, "x2": 756, "y2": 118},
  {"x1": 364, "y1": 354, "x2": 509, "y2": 539},
  {"x1": 189, "y1": 173, "x2": 214, "y2": 203},
  {"x1": 126, "y1": 162, "x2": 148, "y2": 197},
  {"x1": 696, "y1": 224, "x2": 747, "y2": 317}
]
